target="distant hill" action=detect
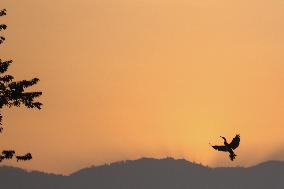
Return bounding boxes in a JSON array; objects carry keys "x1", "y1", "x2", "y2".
[{"x1": 1, "y1": 157, "x2": 284, "y2": 189}]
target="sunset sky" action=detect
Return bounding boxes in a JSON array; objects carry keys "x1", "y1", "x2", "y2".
[{"x1": 1, "y1": 0, "x2": 284, "y2": 174}]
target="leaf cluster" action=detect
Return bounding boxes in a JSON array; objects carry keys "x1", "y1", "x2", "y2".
[{"x1": 0, "y1": 8, "x2": 42, "y2": 163}]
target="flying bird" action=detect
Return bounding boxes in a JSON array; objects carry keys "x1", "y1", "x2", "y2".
[{"x1": 211, "y1": 134, "x2": 240, "y2": 161}]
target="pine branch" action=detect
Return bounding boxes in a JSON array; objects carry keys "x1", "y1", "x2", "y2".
[
  {"x1": 0, "y1": 36, "x2": 5, "y2": 44},
  {"x1": 0, "y1": 24, "x2": 7, "y2": 31},
  {"x1": 0, "y1": 8, "x2": 40, "y2": 163},
  {"x1": 0, "y1": 9, "x2": 6, "y2": 16},
  {"x1": 0, "y1": 59, "x2": 13, "y2": 73}
]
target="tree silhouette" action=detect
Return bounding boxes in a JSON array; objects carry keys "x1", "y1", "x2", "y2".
[{"x1": 0, "y1": 8, "x2": 42, "y2": 162}]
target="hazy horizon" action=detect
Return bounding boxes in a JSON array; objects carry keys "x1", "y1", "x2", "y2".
[
  {"x1": 1, "y1": 156, "x2": 284, "y2": 175},
  {"x1": 1, "y1": 0, "x2": 284, "y2": 174}
]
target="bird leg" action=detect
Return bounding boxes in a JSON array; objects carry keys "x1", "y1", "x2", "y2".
[{"x1": 229, "y1": 152, "x2": 237, "y2": 161}]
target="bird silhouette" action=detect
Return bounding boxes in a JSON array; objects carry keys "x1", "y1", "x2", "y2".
[{"x1": 211, "y1": 134, "x2": 240, "y2": 161}]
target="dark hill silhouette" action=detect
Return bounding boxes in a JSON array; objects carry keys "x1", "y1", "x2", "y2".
[{"x1": 1, "y1": 157, "x2": 284, "y2": 189}]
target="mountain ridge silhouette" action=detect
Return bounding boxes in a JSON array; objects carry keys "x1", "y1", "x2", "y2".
[{"x1": 1, "y1": 157, "x2": 284, "y2": 189}]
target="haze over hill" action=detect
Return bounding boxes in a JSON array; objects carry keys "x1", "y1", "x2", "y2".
[{"x1": 0, "y1": 157, "x2": 283, "y2": 189}]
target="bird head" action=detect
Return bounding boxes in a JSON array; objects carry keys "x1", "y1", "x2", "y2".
[{"x1": 220, "y1": 136, "x2": 226, "y2": 141}]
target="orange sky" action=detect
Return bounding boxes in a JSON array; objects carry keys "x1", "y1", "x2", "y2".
[{"x1": 1, "y1": 0, "x2": 284, "y2": 174}]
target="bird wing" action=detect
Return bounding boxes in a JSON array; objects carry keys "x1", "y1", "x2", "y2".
[
  {"x1": 229, "y1": 134, "x2": 240, "y2": 150},
  {"x1": 211, "y1": 145, "x2": 227, "y2": 152}
]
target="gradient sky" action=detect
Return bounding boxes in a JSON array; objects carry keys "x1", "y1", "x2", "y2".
[{"x1": 1, "y1": 0, "x2": 284, "y2": 174}]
